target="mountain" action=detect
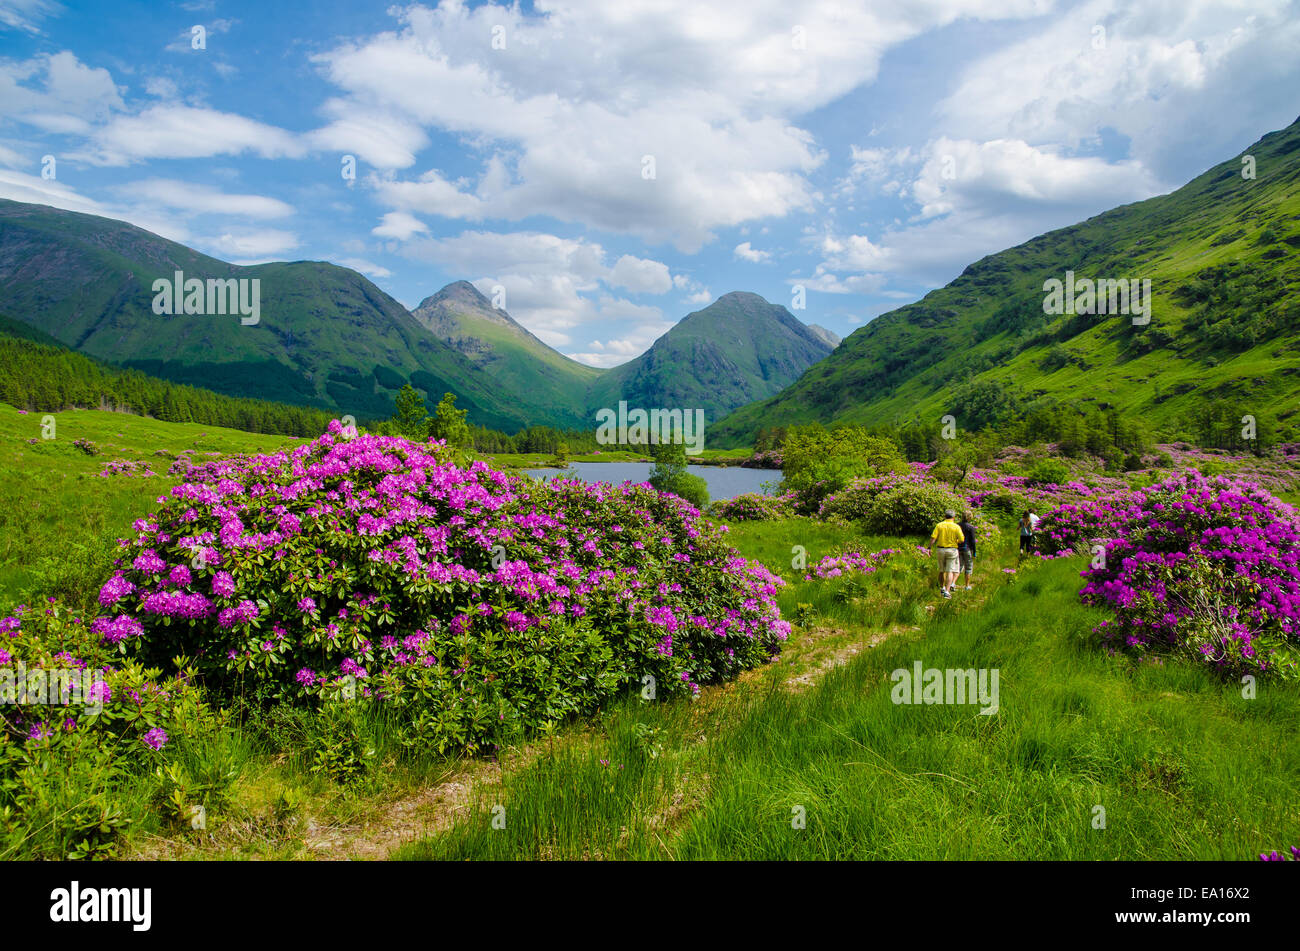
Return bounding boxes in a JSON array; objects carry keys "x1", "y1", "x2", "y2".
[
  {"x1": 583, "y1": 291, "x2": 835, "y2": 426},
  {"x1": 411, "y1": 280, "x2": 600, "y2": 428},
  {"x1": 712, "y1": 116, "x2": 1300, "y2": 445},
  {"x1": 807, "y1": 324, "x2": 841, "y2": 349},
  {"x1": 0, "y1": 200, "x2": 531, "y2": 430}
]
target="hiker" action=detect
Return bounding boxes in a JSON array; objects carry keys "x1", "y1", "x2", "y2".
[
  {"x1": 1019, "y1": 512, "x2": 1034, "y2": 555},
  {"x1": 958, "y1": 511, "x2": 977, "y2": 590},
  {"x1": 929, "y1": 508, "x2": 964, "y2": 599}
]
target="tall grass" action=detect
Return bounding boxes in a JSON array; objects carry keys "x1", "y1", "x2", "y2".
[{"x1": 398, "y1": 555, "x2": 1300, "y2": 860}]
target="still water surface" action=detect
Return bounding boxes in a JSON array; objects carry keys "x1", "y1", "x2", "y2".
[{"x1": 522, "y1": 462, "x2": 780, "y2": 500}]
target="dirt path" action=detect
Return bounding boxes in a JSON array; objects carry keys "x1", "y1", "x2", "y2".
[{"x1": 313, "y1": 582, "x2": 1006, "y2": 859}]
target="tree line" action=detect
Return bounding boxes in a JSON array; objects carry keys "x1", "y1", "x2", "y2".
[{"x1": 0, "y1": 334, "x2": 336, "y2": 437}]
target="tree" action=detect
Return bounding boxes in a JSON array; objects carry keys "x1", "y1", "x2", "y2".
[
  {"x1": 429, "y1": 391, "x2": 471, "y2": 455},
  {"x1": 391, "y1": 384, "x2": 430, "y2": 440},
  {"x1": 648, "y1": 439, "x2": 710, "y2": 508},
  {"x1": 933, "y1": 432, "x2": 996, "y2": 489}
]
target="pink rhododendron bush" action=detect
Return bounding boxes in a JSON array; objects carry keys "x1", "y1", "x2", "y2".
[
  {"x1": 710, "y1": 491, "x2": 796, "y2": 521},
  {"x1": 94, "y1": 422, "x2": 790, "y2": 753},
  {"x1": 1039, "y1": 471, "x2": 1300, "y2": 680}
]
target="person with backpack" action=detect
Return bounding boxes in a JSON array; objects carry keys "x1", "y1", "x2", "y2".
[
  {"x1": 1019, "y1": 512, "x2": 1033, "y2": 556},
  {"x1": 958, "y1": 511, "x2": 977, "y2": 590}
]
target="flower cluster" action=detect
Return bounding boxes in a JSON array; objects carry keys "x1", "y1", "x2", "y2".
[
  {"x1": 710, "y1": 492, "x2": 796, "y2": 521},
  {"x1": 1040, "y1": 470, "x2": 1300, "y2": 679},
  {"x1": 98, "y1": 459, "x2": 157, "y2": 479},
  {"x1": 803, "y1": 548, "x2": 902, "y2": 581}
]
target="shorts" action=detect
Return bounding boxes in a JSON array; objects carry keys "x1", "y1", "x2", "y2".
[
  {"x1": 959, "y1": 549, "x2": 975, "y2": 573},
  {"x1": 937, "y1": 548, "x2": 960, "y2": 572}
]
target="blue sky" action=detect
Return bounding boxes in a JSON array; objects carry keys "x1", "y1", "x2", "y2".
[{"x1": 2, "y1": 0, "x2": 1298, "y2": 366}]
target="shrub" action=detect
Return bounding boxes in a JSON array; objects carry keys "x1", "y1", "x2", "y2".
[
  {"x1": 861, "y1": 482, "x2": 967, "y2": 537},
  {"x1": 1024, "y1": 458, "x2": 1072, "y2": 486},
  {"x1": 0, "y1": 600, "x2": 224, "y2": 858},
  {"x1": 91, "y1": 423, "x2": 789, "y2": 755},
  {"x1": 818, "y1": 472, "x2": 921, "y2": 522},
  {"x1": 648, "y1": 440, "x2": 710, "y2": 509},
  {"x1": 780, "y1": 426, "x2": 907, "y2": 512},
  {"x1": 972, "y1": 489, "x2": 1029, "y2": 518},
  {"x1": 710, "y1": 492, "x2": 795, "y2": 522},
  {"x1": 1058, "y1": 471, "x2": 1300, "y2": 679}
]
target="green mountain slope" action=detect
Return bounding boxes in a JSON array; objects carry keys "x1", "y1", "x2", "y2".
[
  {"x1": 712, "y1": 116, "x2": 1300, "y2": 445},
  {"x1": 584, "y1": 291, "x2": 835, "y2": 425},
  {"x1": 411, "y1": 281, "x2": 601, "y2": 428},
  {"x1": 0, "y1": 200, "x2": 531, "y2": 430}
]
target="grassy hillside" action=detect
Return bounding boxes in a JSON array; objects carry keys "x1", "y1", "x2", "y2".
[
  {"x1": 712, "y1": 116, "x2": 1300, "y2": 445},
  {"x1": 412, "y1": 281, "x2": 600, "y2": 428},
  {"x1": 586, "y1": 291, "x2": 835, "y2": 425},
  {"x1": 0, "y1": 200, "x2": 531, "y2": 431}
]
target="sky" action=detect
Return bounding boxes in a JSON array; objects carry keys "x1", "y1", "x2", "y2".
[{"x1": 1, "y1": 0, "x2": 1297, "y2": 368}]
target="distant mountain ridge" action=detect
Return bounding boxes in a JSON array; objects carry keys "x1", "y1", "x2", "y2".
[
  {"x1": 0, "y1": 199, "x2": 531, "y2": 430},
  {"x1": 712, "y1": 115, "x2": 1300, "y2": 445},
  {"x1": 584, "y1": 290, "x2": 836, "y2": 424},
  {"x1": 411, "y1": 280, "x2": 600, "y2": 428},
  {"x1": 0, "y1": 198, "x2": 839, "y2": 435}
]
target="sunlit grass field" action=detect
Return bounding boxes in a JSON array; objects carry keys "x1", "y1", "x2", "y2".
[
  {"x1": 0, "y1": 404, "x2": 301, "y2": 614},
  {"x1": 397, "y1": 546, "x2": 1300, "y2": 860}
]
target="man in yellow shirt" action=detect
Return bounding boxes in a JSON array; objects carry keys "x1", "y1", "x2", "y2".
[{"x1": 929, "y1": 509, "x2": 965, "y2": 599}]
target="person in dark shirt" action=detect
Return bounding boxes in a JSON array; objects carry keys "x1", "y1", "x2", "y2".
[{"x1": 958, "y1": 512, "x2": 978, "y2": 591}]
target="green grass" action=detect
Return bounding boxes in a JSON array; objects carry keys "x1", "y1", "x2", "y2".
[
  {"x1": 396, "y1": 551, "x2": 1300, "y2": 860},
  {"x1": 0, "y1": 402, "x2": 299, "y2": 612},
  {"x1": 3, "y1": 402, "x2": 1296, "y2": 861}
]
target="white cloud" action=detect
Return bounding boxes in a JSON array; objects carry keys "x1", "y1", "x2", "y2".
[
  {"x1": 311, "y1": 0, "x2": 1051, "y2": 250},
  {"x1": 337, "y1": 257, "x2": 393, "y2": 278},
  {"x1": 0, "y1": 165, "x2": 195, "y2": 242},
  {"x1": 811, "y1": 135, "x2": 1166, "y2": 289},
  {"x1": 370, "y1": 168, "x2": 486, "y2": 220},
  {"x1": 114, "y1": 179, "x2": 294, "y2": 219},
  {"x1": 83, "y1": 104, "x2": 304, "y2": 165},
  {"x1": 0, "y1": 165, "x2": 106, "y2": 214},
  {"x1": 733, "y1": 241, "x2": 771, "y2": 262},
  {"x1": 0, "y1": 142, "x2": 26, "y2": 168},
  {"x1": 0, "y1": 0, "x2": 62, "y2": 33},
  {"x1": 165, "y1": 19, "x2": 235, "y2": 53},
  {"x1": 608, "y1": 254, "x2": 672, "y2": 294},
  {"x1": 936, "y1": 0, "x2": 1300, "y2": 180},
  {"x1": 205, "y1": 229, "x2": 299, "y2": 261},
  {"x1": 0, "y1": 51, "x2": 124, "y2": 135},
  {"x1": 371, "y1": 211, "x2": 428, "y2": 240}
]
